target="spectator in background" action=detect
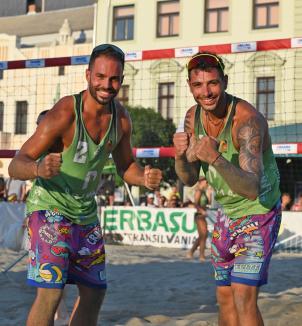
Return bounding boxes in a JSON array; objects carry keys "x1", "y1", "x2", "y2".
[
  {"x1": 167, "y1": 194, "x2": 181, "y2": 208},
  {"x1": 291, "y1": 192, "x2": 302, "y2": 211},
  {"x1": 281, "y1": 192, "x2": 292, "y2": 211},
  {"x1": 153, "y1": 189, "x2": 161, "y2": 207},
  {"x1": 6, "y1": 177, "x2": 26, "y2": 202},
  {"x1": 166, "y1": 183, "x2": 180, "y2": 201},
  {"x1": 146, "y1": 193, "x2": 157, "y2": 207},
  {"x1": 158, "y1": 195, "x2": 167, "y2": 208},
  {"x1": 0, "y1": 176, "x2": 6, "y2": 201},
  {"x1": 123, "y1": 196, "x2": 132, "y2": 206},
  {"x1": 187, "y1": 177, "x2": 211, "y2": 262}
]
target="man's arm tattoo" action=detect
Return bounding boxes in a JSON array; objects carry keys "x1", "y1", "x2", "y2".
[{"x1": 237, "y1": 117, "x2": 263, "y2": 175}]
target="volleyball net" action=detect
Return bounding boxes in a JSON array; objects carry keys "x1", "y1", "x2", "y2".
[{"x1": 1, "y1": 38, "x2": 302, "y2": 196}]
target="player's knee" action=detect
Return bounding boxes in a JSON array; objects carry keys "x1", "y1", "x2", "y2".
[
  {"x1": 79, "y1": 286, "x2": 106, "y2": 306},
  {"x1": 36, "y1": 288, "x2": 63, "y2": 308},
  {"x1": 232, "y1": 283, "x2": 257, "y2": 313},
  {"x1": 216, "y1": 286, "x2": 234, "y2": 308}
]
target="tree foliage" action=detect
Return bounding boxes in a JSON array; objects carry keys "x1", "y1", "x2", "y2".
[{"x1": 127, "y1": 106, "x2": 177, "y2": 183}]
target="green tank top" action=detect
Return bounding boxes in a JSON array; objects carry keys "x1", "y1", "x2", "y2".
[
  {"x1": 194, "y1": 94, "x2": 280, "y2": 219},
  {"x1": 26, "y1": 92, "x2": 118, "y2": 224}
]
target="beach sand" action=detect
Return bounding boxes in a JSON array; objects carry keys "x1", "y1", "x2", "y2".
[{"x1": 0, "y1": 245, "x2": 301, "y2": 326}]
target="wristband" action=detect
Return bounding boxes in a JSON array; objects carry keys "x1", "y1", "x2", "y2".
[
  {"x1": 36, "y1": 162, "x2": 40, "y2": 178},
  {"x1": 211, "y1": 152, "x2": 222, "y2": 165}
]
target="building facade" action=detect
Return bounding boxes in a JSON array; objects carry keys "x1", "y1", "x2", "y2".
[
  {"x1": 95, "y1": 0, "x2": 302, "y2": 141},
  {"x1": 94, "y1": 0, "x2": 302, "y2": 196},
  {"x1": 0, "y1": 2, "x2": 96, "y2": 175}
]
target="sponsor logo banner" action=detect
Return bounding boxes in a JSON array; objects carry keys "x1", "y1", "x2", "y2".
[
  {"x1": 71, "y1": 55, "x2": 90, "y2": 65},
  {"x1": 291, "y1": 37, "x2": 302, "y2": 48},
  {"x1": 125, "y1": 51, "x2": 143, "y2": 61},
  {"x1": 231, "y1": 42, "x2": 257, "y2": 53},
  {"x1": 100, "y1": 206, "x2": 198, "y2": 248},
  {"x1": 175, "y1": 47, "x2": 199, "y2": 58},
  {"x1": 272, "y1": 143, "x2": 298, "y2": 155},
  {"x1": 26, "y1": 59, "x2": 45, "y2": 68}
]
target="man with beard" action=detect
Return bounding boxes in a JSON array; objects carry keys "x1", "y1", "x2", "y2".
[
  {"x1": 8, "y1": 44, "x2": 162, "y2": 326},
  {"x1": 173, "y1": 52, "x2": 281, "y2": 326}
]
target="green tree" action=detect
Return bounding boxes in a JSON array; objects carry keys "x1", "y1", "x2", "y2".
[{"x1": 127, "y1": 106, "x2": 177, "y2": 183}]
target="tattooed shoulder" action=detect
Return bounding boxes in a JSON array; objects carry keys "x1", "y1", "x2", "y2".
[{"x1": 184, "y1": 106, "x2": 196, "y2": 133}]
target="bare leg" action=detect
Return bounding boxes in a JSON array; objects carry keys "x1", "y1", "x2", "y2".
[
  {"x1": 232, "y1": 283, "x2": 263, "y2": 326},
  {"x1": 187, "y1": 215, "x2": 207, "y2": 259},
  {"x1": 187, "y1": 236, "x2": 199, "y2": 258},
  {"x1": 69, "y1": 283, "x2": 106, "y2": 326},
  {"x1": 197, "y1": 217, "x2": 208, "y2": 261},
  {"x1": 216, "y1": 286, "x2": 239, "y2": 326},
  {"x1": 54, "y1": 287, "x2": 69, "y2": 325},
  {"x1": 27, "y1": 288, "x2": 63, "y2": 326}
]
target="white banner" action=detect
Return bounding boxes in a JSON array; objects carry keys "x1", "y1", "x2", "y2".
[
  {"x1": 0, "y1": 202, "x2": 26, "y2": 251},
  {"x1": 100, "y1": 206, "x2": 198, "y2": 249}
]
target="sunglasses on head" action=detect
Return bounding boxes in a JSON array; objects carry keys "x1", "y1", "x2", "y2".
[
  {"x1": 187, "y1": 53, "x2": 224, "y2": 73},
  {"x1": 91, "y1": 43, "x2": 125, "y2": 61}
]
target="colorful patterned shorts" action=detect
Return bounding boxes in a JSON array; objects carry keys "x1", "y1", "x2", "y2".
[
  {"x1": 26, "y1": 210, "x2": 106, "y2": 289},
  {"x1": 211, "y1": 202, "x2": 281, "y2": 287}
]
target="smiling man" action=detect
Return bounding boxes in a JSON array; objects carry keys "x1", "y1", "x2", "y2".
[
  {"x1": 8, "y1": 44, "x2": 162, "y2": 326},
  {"x1": 173, "y1": 52, "x2": 281, "y2": 326}
]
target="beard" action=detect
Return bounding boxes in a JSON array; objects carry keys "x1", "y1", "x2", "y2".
[{"x1": 88, "y1": 83, "x2": 117, "y2": 105}]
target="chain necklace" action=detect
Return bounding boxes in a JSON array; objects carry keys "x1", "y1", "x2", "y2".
[
  {"x1": 204, "y1": 111, "x2": 225, "y2": 138},
  {"x1": 203, "y1": 97, "x2": 229, "y2": 138}
]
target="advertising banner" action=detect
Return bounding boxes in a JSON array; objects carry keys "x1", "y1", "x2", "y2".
[{"x1": 100, "y1": 206, "x2": 198, "y2": 249}]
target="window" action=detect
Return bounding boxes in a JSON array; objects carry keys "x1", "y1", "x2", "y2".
[
  {"x1": 58, "y1": 66, "x2": 65, "y2": 76},
  {"x1": 113, "y1": 5, "x2": 134, "y2": 41},
  {"x1": 256, "y1": 77, "x2": 275, "y2": 120},
  {"x1": 0, "y1": 70, "x2": 3, "y2": 80},
  {"x1": 158, "y1": 82, "x2": 174, "y2": 119},
  {"x1": 253, "y1": 0, "x2": 279, "y2": 29},
  {"x1": 117, "y1": 85, "x2": 129, "y2": 106},
  {"x1": 27, "y1": 0, "x2": 41, "y2": 13},
  {"x1": 205, "y1": 0, "x2": 229, "y2": 33},
  {"x1": 157, "y1": 1, "x2": 179, "y2": 37},
  {"x1": 15, "y1": 101, "x2": 28, "y2": 134},
  {"x1": 0, "y1": 102, "x2": 3, "y2": 131}
]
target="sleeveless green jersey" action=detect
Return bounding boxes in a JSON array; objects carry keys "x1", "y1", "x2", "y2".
[
  {"x1": 26, "y1": 92, "x2": 118, "y2": 224},
  {"x1": 194, "y1": 93, "x2": 280, "y2": 219}
]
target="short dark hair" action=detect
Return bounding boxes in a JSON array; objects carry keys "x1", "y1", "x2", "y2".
[{"x1": 88, "y1": 43, "x2": 125, "y2": 70}]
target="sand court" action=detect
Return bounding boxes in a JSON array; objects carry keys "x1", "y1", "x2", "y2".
[{"x1": 0, "y1": 244, "x2": 301, "y2": 326}]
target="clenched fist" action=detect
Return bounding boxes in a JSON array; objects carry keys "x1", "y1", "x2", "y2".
[
  {"x1": 37, "y1": 153, "x2": 62, "y2": 179},
  {"x1": 187, "y1": 136, "x2": 220, "y2": 164},
  {"x1": 186, "y1": 135, "x2": 199, "y2": 162},
  {"x1": 173, "y1": 132, "x2": 190, "y2": 159},
  {"x1": 144, "y1": 165, "x2": 162, "y2": 190}
]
